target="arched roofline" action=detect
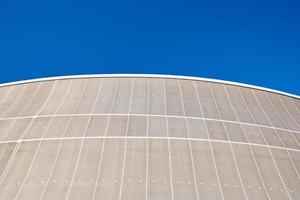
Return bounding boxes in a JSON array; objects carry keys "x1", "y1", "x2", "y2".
[{"x1": 0, "y1": 74, "x2": 299, "y2": 99}]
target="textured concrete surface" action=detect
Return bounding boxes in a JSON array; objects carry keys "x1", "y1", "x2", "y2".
[{"x1": 0, "y1": 75, "x2": 299, "y2": 200}]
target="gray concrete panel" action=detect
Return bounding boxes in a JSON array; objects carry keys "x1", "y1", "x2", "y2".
[
  {"x1": 111, "y1": 78, "x2": 132, "y2": 114},
  {"x1": 206, "y1": 120, "x2": 228, "y2": 141},
  {"x1": 0, "y1": 85, "x2": 25, "y2": 117},
  {"x1": 292, "y1": 99, "x2": 300, "y2": 113},
  {"x1": 180, "y1": 80, "x2": 202, "y2": 118},
  {"x1": 259, "y1": 127, "x2": 285, "y2": 148},
  {"x1": 187, "y1": 118, "x2": 208, "y2": 139},
  {"x1": 190, "y1": 140, "x2": 223, "y2": 200},
  {"x1": 195, "y1": 81, "x2": 220, "y2": 119},
  {"x1": 148, "y1": 116, "x2": 167, "y2": 137},
  {"x1": 210, "y1": 83, "x2": 237, "y2": 121},
  {"x1": 42, "y1": 116, "x2": 71, "y2": 138},
  {"x1": 223, "y1": 122, "x2": 247, "y2": 143},
  {"x1": 165, "y1": 79, "x2": 184, "y2": 116},
  {"x1": 93, "y1": 139, "x2": 125, "y2": 200},
  {"x1": 64, "y1": 115, "x2": 90, "y2": 137},
  {"x1": 0, "y1": 120, "x2": 14, "y2": 139},
  {"x1": 212, "y1": 142, "x2": 247, "y2": 200},
  {"x1": 148, "y1": 78, "x2": 165, "y2": 115},
  {"x1": 276, "y1": 130, "x2": 300, "y2": 150},
  {"x1": 56, "y1": 79, "x2": 87, "y2": 114},
  {"x1": 107, "y1": 115, "x2": 129, "y2": 137},
  {"x1": 121, "y1": 138, "x2": 147, "y2": 200},
  {"x1": 225, "y1": 85, "x2": 255, "y2": 124},
  {"x1": 289, "y1": 151, "x2": 300, "y2": 175},
  {"x1": 0, "y1": 143, "x2": 16, "y2": 180},
  {"x1": 23, "y1": 117, "x2": 52, "y2": 139},
  {"x1": 0, "y1": 86, "x2": 10, "y2": 103},
  {"x1": 38, "y1": 80, "x2": 71, "y2": 115},
  {"x1": 85, "y1": 115, "x2": 109, "y2": 137},
  {"x1": 272, "y1": 148, "x2": 300, "y2": 200},
  {"x1": 21, "y1": 81, "x2": 54, "y2": 117},
  {"x1": 148, "y1": 139, "x2": 172, "y2": 200},
  {"x1": 232, "y1": 143, "x2": 270, "y2": 200},
  {"x1": 93, "y1": 78, "x2": 118, "y2": 114},
  {"x1": 130, "y1": 78, "x2": 148, "y2": 114},
  {"x1": 255, "y1": 90, "x2": 287, "y2": 129},
  {"x1": 292, "y1": 133, "x2": 300, "y2": 147},
  {"x1": 4, "y1": 83, "x2": 39, "y2": 118},
  {"x1": 3, "y1": 118, "x2": 32, "y2": 140},
  {"x1": 41, "y1": 139, "x2": 81, "y2": 200},
  {"x1": 0, "y1": 141, "x2": 39, "y2": 199},
  {"x1": 268, "y1": 93, "x2": 300, "y2": 132},
  {"x1": 66, "y1": 139, "x2": 103, "y2": 200},
  {"x1": 0, "y1": 75, "x2": 299, "y2": 200},
  {"x1": 240, "y1": 87, "x2": 271, "y2": 126},
  {"x1": 169, "y1": 139, "x2": 198, "y2": 200},
  {"x1": 280, "y1": 96, "x2": 300, "y2": 126},
  {"x1": 15, "y1": 140, "x2": 60, "y2": 200},
  {"x1": 127, "y1": 116, "x2": 147, "y2": 137},
  {"x1": 240, "y1": 124, "x2": 267, "y2": 145},
  {"x1": 74, "y1": 79, "x2": 101, "y2": 114},
  {"x1": 252, "y1": 146, "x2": 291, "y2": 200},
  {"x1": 167, "y1": 117, "x2": 188, "y2": 138}
]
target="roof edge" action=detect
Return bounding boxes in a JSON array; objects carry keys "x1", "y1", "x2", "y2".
[{"x1": 0, "y1": 74, "x2": 299, "y2": 99}]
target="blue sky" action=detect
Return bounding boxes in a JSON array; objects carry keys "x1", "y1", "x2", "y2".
[{"x1": 0, "y1": 0, "x2": 299, "y2": 95}]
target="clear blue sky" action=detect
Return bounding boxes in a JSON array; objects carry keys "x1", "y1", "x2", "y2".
[{"x1": 0, "y1": 0, "x2": 299, "y2": 95}]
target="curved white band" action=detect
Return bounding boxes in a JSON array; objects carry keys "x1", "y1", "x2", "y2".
[{"x1": 0, "y1": 74, "x2": 299, "y2": 99}]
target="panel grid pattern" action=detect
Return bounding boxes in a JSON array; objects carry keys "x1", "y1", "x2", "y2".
[{"x1": 0, "y1": 76, "x2": 299, "y2": 200}]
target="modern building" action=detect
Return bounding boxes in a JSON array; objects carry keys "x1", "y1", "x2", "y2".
[{"x1": 0, "y1": 74, "x2": 299, "y2": 200}]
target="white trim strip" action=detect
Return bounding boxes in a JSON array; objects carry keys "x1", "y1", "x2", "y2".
[
  {"x1": 0, "y1": 119, "x2": 298, "y2": 152},
  {"x1": 145, "y1": 78, "x2": 149, "y2": 200},
  {"x1": 0, "y1": 74, "x2": 298, "y2": 99},
  {"x1": 0, "y1": 113, "x2": 299, "y2": 136},
  {"x1": 1, "y1": 136, "x2": 300, "y2": 153}
]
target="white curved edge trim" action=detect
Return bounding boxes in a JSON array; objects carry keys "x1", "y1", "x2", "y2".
[
  {"x1": 0, "y1": 73, "x2": 299, "y2": 99},
  {"x1": 0, "y1": 136, "x2": 299, "y2": 153},
  {"x1": 0, "y1": 112, "x2": 299, "y2": 135}
]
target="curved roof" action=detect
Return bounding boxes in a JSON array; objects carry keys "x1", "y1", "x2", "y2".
[
  {"x1": 0, "y1": 74, "x2": 299, "y2": 99},
  {"x1": 0, "y1": 74, "x2": 299, "y2": 199}
]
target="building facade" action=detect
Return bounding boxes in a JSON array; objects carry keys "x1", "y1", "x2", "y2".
[{"x1": 0, "y1": 74, "x2": 299, "y2": 200}]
